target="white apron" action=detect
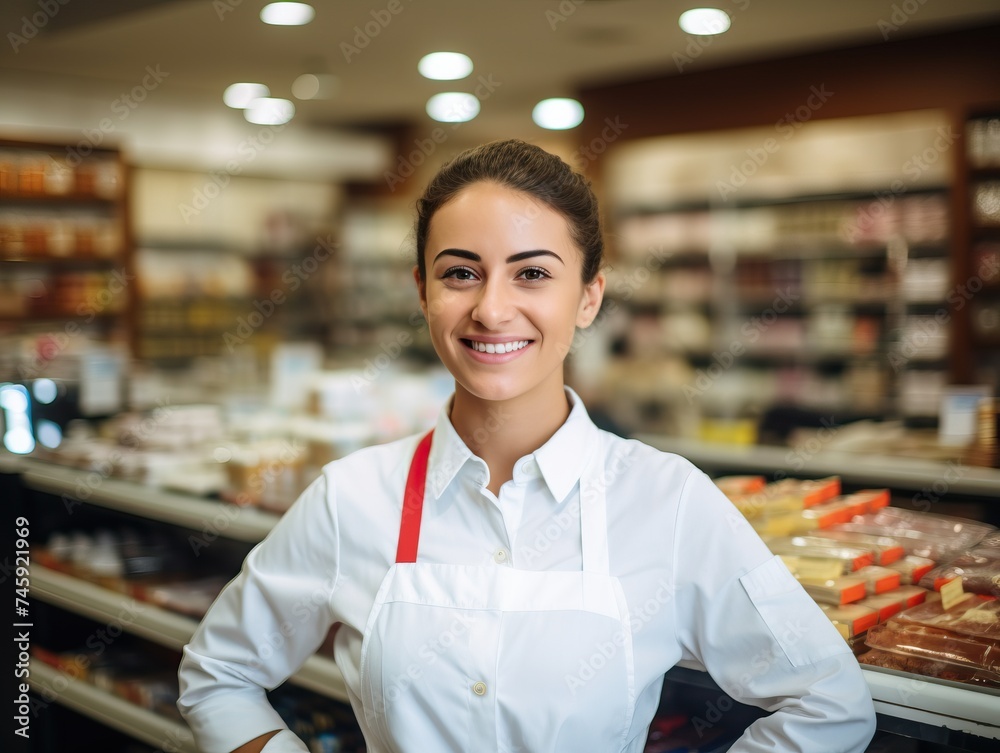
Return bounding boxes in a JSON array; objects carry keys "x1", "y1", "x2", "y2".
[{"x1": 358, "y1": 431, "x2": 637, "y2": 752}]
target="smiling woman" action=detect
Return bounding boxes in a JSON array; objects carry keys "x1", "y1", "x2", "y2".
[{"x1": 177, "y1": 139, "x2": 877, "y2": 753}]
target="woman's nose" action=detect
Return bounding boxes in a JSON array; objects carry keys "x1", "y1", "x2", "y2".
[{"x1": 471, "y1": 278, "x2": 515, "y2": 329}]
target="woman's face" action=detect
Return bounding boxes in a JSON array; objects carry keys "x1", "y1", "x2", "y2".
[{"x1": 416, "y1": 181, "x2": 604, "y2": 404}]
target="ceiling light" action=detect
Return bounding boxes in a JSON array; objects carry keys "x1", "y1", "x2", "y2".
[
  {"x1": 418, "y1": 52, "x2": 474, "y2": 81},
  {"x1": 533, "y1": 98, "x2": 585, "y2": 130},
  {"x1": 426, "y1": 92, "x2": 480, "y2": 123},
  {"x1": 245, "y1": 97, "x2": 295, "y2": 125},
  {"x1": 260, "y1": 2, "x2": 315, "y2": 26},
  {"x1": 224, "y1": 82, "x2": 270, "y2": 109},
  {"x1": 292, "y1": 73, "x2": 338, "y2": 100},
  {"x1": 678, "y1": 8, "x2": 731, "y2": 35}
]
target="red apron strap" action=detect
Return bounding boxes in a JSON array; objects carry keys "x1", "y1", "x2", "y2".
[{"x1": 395, "y1": 430, "x2": 433, "y2": 563}]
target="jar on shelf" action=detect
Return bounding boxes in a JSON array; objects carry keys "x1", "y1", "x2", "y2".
[
  {"x1": 17, "y1": 153, "x2": 47, "y2": 195},
  {"x1": 43, "y1": 155, "x2": 74, "y2": 195}
]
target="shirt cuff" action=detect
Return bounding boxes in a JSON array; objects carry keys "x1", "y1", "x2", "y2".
[
  {"x1": 181, "y1": 690, "x2": 291, "y2": 753},
  {"x1": 261, "y1": 729, "x2": 311, "y2": 752}
]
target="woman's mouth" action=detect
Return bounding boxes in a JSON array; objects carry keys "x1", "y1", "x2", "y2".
[{"x1": 461, "y1": 339, "x2": 533, "y2": 357}]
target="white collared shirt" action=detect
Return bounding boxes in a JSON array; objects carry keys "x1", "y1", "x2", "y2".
[{"x1": 178, "y1": 388, "x2": 875, "y2": 753}]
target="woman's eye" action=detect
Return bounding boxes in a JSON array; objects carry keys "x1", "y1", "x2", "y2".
[
  {"x1": 442, "y1": 266, "x2": 477, "y2": 280},
  {"x1": 519, "y1": 267, "x2": 550, "y2": 281}
]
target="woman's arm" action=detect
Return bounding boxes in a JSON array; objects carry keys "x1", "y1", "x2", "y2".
[
  {"x1": 231, "y1": 730, "x2": 279, "y2": 753},
  {"x1": 177, "y1": 472, "x2": 341, "y2": 753},
  {"x1": 671, "y1": 469, "x2": 876, "y2": 752}
]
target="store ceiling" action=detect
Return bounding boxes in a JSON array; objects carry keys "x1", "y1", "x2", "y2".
[{"x1": 3, "y1": 0, "x2": 1000, "y2": 151}]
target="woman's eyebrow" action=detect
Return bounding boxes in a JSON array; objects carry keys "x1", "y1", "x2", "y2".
[{"x1": 432, "y1": 249, "x2": 564, "y2": 264}]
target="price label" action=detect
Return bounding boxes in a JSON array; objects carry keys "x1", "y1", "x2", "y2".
[{"x1": 940, "y1": 577, "x2": 966, "y2": 611}]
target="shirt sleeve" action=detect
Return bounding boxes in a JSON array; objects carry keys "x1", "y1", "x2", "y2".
[
  {"x1": 177, "y1": 471, "x2": 341, "y2": 753},
  {"x1": 671, "y1": 468, "x2": 876, "y2": 752}
]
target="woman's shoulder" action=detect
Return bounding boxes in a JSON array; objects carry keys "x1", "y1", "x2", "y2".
[{"x1": 598, "y1": 429, "x2": 702, "y2": 478}]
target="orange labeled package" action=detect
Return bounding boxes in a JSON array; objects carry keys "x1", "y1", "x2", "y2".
[
  {"x1": 763, "y1": 535, "x2": 876, "y2": 571},
  {"x1": 854, "y1": 565, "x2": 902, "y2": 595},
  {"x1": 797, "y1": 575, "x2": 868, "y2": 605},
  {"x1": 855, "y1": 592, "x2": 908, "y2": 623},
  {"x1": 811, "y1": 530, "x2": 905, "y2": 566},
  {"x1": 886, "y1": 555, "x2": 936, "y2": 585},
  {"x1": 714, "y1": 475, "x2": 767, "y2": 496},
  {"x1": 918, "y1": 542, "x2": 1000, "y2": 598},
  {"x1": 821, "y1": 603, "x2": 879, "y2": 638}
]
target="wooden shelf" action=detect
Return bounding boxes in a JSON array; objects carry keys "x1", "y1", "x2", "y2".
[
  {"x1": 31, "y1": 564, "x2": 352, "y2": 704},
  {"x1": 29, "y1": 661, "x2": 198, "y2": 753}
]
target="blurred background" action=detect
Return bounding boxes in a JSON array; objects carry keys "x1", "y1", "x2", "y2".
[{"x1": 5, "y1": 3, "x2": 1000, "y2": 752}]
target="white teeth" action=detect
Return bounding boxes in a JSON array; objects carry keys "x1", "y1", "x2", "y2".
[{"x1": 469, "y1": 340, "x2": 529, "y2": 354}]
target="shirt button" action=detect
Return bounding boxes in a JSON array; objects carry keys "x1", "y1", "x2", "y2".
[
  {"x1": 493, "y1": 548, "x2": 508, "y2": 564},
  {"x1": 472, "y1": 681, "x2": 487, "y2": 696}
]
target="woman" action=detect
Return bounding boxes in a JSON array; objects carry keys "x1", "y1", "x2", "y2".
[{"x1": 178, "y1": 139, "x2": 876, "y2": 752}]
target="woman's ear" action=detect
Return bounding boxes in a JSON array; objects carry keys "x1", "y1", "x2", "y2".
[
  {"x1": 576, "y1": 271, "x2": 606, "y2": 329},
  {"x1": 413, "y1": 265, "x2": 428, "y2": 318}
]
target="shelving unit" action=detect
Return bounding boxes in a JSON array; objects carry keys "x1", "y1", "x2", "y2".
[
  {"x1": 31, "y1": 564, "x2": 350, "y2": 702},
  {"x1": 959, "y1": 106, "x2": 1000, "y2": 390},
  {"x1": 9, "y1": 450, "x2": 1000, "y2": 752},
  {"x1": 9, "y1": 453, "x2": 353, "y2": 750},
  {"x1": 29, "y1": 661, "x2": 197, "y2": 753},
  {"x1": 603, "y1": 188, "x2": 951, "y2": 438},
  {"x1": 0, "y1": 137, "x2": 133, "y2": 349}
]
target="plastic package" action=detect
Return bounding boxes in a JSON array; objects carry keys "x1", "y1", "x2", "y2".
[
  {"x1": 829, "y1": 507, "x2": 995, "y2": 561},
  {"x1": 821, "y1": 603, "x2": 879, "y2": 638},
  {"x1": 798, "y1": 498, "x2": 857, "y2": 529},
  {"x1": 860, "y1": 595, "x2": 1000, "y2": 687},
  {"x1": 893, "y1": 585, "x2": 931, "y2": 609},
  {"x1": 763, "y1": 535, "x2": 876, "y2": 571},
  {"x1": 810, "y1": 530, "x2": 905, "y2": 565},
  {"x1": 854, "y1": 592, "x2": 908, "y2": 622},
  {"x1": 886, "y1": 555, "x2": 936, "y2": 585},
  {"x1": 797, "y1": 575, "x2": 867, "y2": 605},
  {"x1": 714, "y1": 475, "x2": 766, "y2": 496},
  {"x1": 918, "y1": 542, "x2": 1000, "y2": 597},
  {"x1": 854, "y1": 565, "x2": 902, "y2": 595}
]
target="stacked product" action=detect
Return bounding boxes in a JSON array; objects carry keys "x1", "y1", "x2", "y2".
[{"x1": 718, "y1": 476, "x2": 1000, "y2": 688}]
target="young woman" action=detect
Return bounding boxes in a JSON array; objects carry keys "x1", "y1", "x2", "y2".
[{"x1": 178, "y1": 139, "x2": 876, "y2": 752}]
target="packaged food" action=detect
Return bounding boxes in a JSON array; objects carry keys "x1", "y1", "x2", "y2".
[
  {"x1": 830, "y1": 507, "x2": 995, "y2": 561},
  {"x1": 780, "y1": 554, "x2": 849, "y2": 580},
  {"x1": 886, "y1": 555, "x2": 936, "y2": 585},
  {"x1": 854, "y1": 592, "x2": 908, "y2": 622},
  {"x1": 810, "y1": 530, "x2": 905, "y2": 565},
  {"x1": 768, "y1": 476, "x2": 841, "y2": 507},
  {"x1": 821, "y1": 603, "x2": 879, "y2": 638},
  {"x1": 843, "y1": 488, "x2": 891, "y2": 513},
  {"x1": 751, "y1": 511, "x2": 813, "y2": 537},
  {"x1": 797, "y1": 575, "x2": 868, "y2": 605},
  {"x1": 798, "y1": 498, "x2": 857, "y2": 529},
  {"x1": 763, "y1": 535, "x2": 876, "y2": 571},
  {"x1": 918, "y1": 544, "x2": 1000, "y2": 597},
  {"x1": 854, "y1": 565, "x2": 902, "y2": 595},
  {"x1": 714, "y1": 475, "x2": 766, "y2": 496},
  {"x1": 860, "y1": 595, "x2": 1000, "y2": 687},
  {"x1": 892, "y1": 585, "x2": 930, "y2": 609},
  {"x1": 857, "y1": 646, "x2": 1000, "y2": 687}
]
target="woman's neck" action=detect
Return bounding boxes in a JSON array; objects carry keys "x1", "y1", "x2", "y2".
[{"x1": 449, "y1": 378, "x2": 571, "y2": 496}]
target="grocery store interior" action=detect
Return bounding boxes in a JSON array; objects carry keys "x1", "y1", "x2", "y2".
[{"x1": 3, "y1": 1, "x2": 1000, "y2": 751}]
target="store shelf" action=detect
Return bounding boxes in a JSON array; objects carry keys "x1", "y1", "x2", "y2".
[
  {"x1": 863, "y1": 665, "x2": 1000, "y2": 740},
  {"x1": 28, "y1": 660, "x2": 197, "y2": 753},
  {"x1": 636, "y1": 435, "x2": 1000, "y2": 496},
  {"x1": 17, "y1": 457, "x2": 280, "y2": 543},
  {"x1": 31, "y1": 564, "x2": 351, "y2": 703},
  {"x1": 665, "y1": 665, "x2": 1000, "y2": 744}
]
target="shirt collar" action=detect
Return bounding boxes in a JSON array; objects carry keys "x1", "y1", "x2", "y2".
[{"x1": 426, "y1": 386, "x2": 599, "y2": 503}]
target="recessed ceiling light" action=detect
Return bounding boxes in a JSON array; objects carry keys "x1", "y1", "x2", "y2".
[
  {"x1": 678, "y1": 8, "x2": 731, "y2": 35},
  {"x1": 245, "y1": 97, "x2": 295, "y2": 125},
  {"x1": 418, "y1": 52, "x2": 474, "y2": 81},
  {"x1": 223, "y1": 83, "x2": 270, "y2": 109},
  {"x1": 533, "y1": 98, "x2": 585, "y2": 130},
  {"x1": 260, "y1": 2, "x2": 315, "y2": 26},
  {"x1": 292, "y1": 73, "x2": 338, "y2": 100},
  {"x1": 426, "y1": 92, "x2": 480, "y2": 123}
]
